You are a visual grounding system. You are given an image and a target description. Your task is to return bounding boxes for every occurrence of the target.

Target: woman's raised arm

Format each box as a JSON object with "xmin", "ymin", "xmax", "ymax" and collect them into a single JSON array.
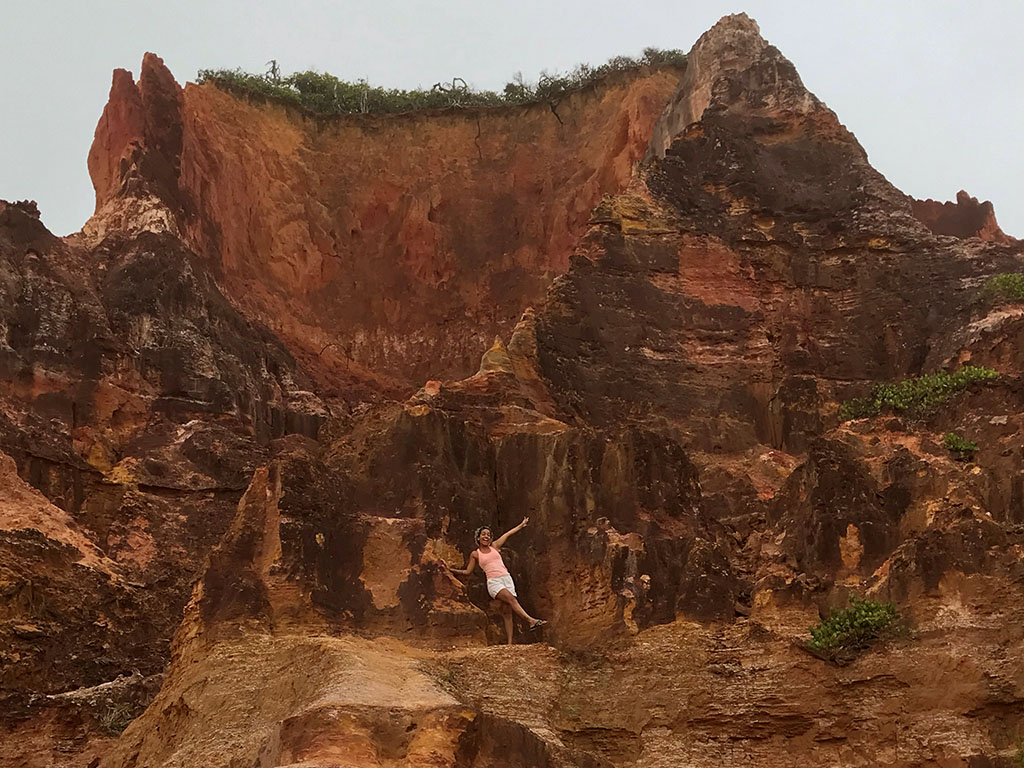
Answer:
[{"xmin": 492, "ymin": 517, "xmax": 529, "ymax": 549}]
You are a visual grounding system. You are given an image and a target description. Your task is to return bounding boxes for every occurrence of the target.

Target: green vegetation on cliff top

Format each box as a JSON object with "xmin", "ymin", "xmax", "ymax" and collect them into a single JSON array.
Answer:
[{"xmin": 197, "ymin": 48, "xmax": 686, "ymax": 116}]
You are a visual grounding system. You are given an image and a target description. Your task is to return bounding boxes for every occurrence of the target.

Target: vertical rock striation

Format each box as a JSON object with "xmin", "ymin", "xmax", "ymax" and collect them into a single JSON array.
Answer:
[{"xmin": 84, "ymin": 57, "xmax": 686, "ymax": 392}]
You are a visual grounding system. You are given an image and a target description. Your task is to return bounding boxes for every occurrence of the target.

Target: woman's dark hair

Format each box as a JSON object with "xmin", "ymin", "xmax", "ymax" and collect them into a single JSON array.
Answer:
[{"xmin": 474, "ymin": 525, "xmax": 491, "ymax": 543}]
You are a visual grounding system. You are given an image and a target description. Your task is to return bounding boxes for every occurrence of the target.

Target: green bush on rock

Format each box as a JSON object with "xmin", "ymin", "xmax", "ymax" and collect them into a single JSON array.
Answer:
[
  {"xmin": 839, "ymin": 366, "xmax": 1000, "ymax": 420},
  {"xmin": 807, "ymin": 596, "xmax": 902, "ymax": 663},
  {"xmin": 943, "ymin": 431, "xmax": 979, "ymax": 460},
  {"xmin": 197, "ymin": 48, "xmax": 687, "ymax": 116},
  {"xmin": 984, "ymin": 273, "xmax": 1024, "ymax": 303}
]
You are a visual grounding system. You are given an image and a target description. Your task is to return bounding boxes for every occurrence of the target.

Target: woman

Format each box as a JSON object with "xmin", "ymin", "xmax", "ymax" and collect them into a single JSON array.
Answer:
[{"xmin": 443, "ymin": 517, "xmax": 546, "ymax": 643}]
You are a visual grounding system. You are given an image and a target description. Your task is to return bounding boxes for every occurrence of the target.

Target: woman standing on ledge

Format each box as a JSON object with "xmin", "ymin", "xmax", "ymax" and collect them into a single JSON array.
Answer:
[{"xmin": 443, "ymin": 517, "xmax": 546, "ymax": 643}]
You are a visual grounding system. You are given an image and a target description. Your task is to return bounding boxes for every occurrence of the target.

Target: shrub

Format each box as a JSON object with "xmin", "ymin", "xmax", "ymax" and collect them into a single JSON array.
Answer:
[
  {"xmin": 807, "ymin": 596, "xmax": 901, "ymax": 662},
  {"xmin": 839, "ymin": 365, "xmax": 1000, "ymax": 420},
  {"xmin": 197, "ymin": 48, "xmax": 687, "ymax": 117},
  {"xmin": 984, "ymin": 273, "xmax": 1024, "ymax": 303},
  {"xmin": 943, "ymin": 431, "xmax": 978, "ymax": 460},
  {"xmin": 98, "ymin": 702, "xmax": 135, "ymax": 735},
  {"xmin": 838, "ymin": 396, "xmax": 878, "ymax": 421}
]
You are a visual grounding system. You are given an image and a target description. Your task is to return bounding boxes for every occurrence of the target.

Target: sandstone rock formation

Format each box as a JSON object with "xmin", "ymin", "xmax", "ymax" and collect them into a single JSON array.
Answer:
[
  {"xmin": 4, "ymin": 13, "xmax": 1024, "ymax": 768},
  {"xmin": 0, "ymin": 196, "xmax": 323, "ymax": 765},
  {"xmin": 911, "ymin": 190, "xmax": 1015, "ymax": 244},
  {"xmin": 84, "ymin": 53, "xmax": 684, "ymax": 394}
]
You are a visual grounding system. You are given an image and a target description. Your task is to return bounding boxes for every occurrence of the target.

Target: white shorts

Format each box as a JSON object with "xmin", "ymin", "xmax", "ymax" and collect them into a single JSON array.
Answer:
[{"xmin": 486, "ymin": 574, "xmax": 516, "ymax": 599}]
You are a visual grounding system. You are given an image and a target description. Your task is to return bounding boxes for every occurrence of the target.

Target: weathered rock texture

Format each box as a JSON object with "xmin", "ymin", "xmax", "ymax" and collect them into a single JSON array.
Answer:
[
  {"xmin": 912, "ymin": 190, "xmax": 1014, "ymax": 243},
  {"xmin": 0, "ymin": 196, "xmax": 324, "ymax": 764},
  {"xmin": 5, "ymin": 12, "xmax": 1024, "ymax": 768},
  {"xmin": 85, "ymin": 54, "xmax": 684, "ymax": 393}
]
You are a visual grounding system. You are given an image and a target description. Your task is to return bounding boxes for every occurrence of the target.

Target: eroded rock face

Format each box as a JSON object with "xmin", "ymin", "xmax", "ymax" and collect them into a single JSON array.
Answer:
[
  {"xmin": 86, "ymin": 54, "xmax": 186, "ymax": 242},
  {"xmin": 911, "ymin": 190, "xmax": 1014, "ymax": 243},
  {"xmin": 179, "ymin": 382, "xmax": 734, "ymax": 652},
  {"xmin": 7, "ymin": 12, "xmax": 1024, "ymax": 768},
  {"xmin": 0, "ymin": 197, "xmax": 324, "ymax": 762},
  {"xmin": 83, "ymin": 55, "xmax": 685, "ymax": 393}
]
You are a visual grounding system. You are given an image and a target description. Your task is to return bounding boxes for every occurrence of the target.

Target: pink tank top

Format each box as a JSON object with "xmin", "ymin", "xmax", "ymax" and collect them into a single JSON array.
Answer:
[{"xmin": 476, "ymin": 546, "xmax": 509, "ymax": 578}]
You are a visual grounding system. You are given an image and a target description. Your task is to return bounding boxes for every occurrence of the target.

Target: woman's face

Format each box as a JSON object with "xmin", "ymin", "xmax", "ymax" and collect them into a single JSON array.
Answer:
[{"xmin": 477, "ymin": 528, "xmax": 492, "ymax": 547}]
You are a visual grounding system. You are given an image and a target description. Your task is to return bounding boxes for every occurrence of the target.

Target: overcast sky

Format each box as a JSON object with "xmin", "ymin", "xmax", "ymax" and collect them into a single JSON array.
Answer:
[{"xmin": 2, "ymin": 1, "xmax": 1021, "ymax": 237}]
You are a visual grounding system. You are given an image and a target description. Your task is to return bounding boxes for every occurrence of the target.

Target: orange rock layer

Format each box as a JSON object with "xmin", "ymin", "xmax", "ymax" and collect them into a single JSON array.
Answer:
[{"xmin": 88, "ymin": 57, "xmax": 683, "ymax": 392}]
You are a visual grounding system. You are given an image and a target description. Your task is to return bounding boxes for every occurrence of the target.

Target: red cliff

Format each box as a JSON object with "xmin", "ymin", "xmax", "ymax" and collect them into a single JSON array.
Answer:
[
  {"xmin": 86, "ymin": 57, "xmax": 683, "ymax": 393},
  {"xmin": 4, "ymin": 13, "xmax": 1024, "ymax": 768},
  {"xmin": 911, "ymin": 189, "xmax": 1014, "ymax": 243}
]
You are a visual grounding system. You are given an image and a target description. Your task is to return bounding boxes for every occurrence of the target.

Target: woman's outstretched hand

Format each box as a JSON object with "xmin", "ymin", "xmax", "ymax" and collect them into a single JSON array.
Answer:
[
  {"xmin": 437, "ymin": 560, "xmax": 467, "ymax": 591},
  {"xmin": 493, "ymin": 519, "xmax": 529, "ymax": 548}
]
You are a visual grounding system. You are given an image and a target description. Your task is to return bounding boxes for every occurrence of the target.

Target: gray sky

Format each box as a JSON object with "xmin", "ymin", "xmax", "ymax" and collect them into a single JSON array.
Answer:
[{"xmin": 2, "ymin": 1, "xmax": 1021, "ymax": 237}]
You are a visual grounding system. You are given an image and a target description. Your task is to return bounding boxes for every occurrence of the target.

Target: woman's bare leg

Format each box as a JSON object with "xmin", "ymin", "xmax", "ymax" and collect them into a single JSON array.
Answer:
[
  {"xmin": 495, "ymin": 589, "xmax": 539, "ymax": 626},
  {"xmin": 499, "ymin": 601, "xmax": 514, "ymax": 644}
]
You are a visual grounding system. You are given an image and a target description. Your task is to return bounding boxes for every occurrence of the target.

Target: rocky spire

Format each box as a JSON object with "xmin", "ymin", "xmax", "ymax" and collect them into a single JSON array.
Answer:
[
  {"xmin": 84, "ymin": 53, "xmax": 185, "ymax": 240},
  {"xmin": 647, "ymin": 13, "xmax": 818, "ymax": 158}
]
